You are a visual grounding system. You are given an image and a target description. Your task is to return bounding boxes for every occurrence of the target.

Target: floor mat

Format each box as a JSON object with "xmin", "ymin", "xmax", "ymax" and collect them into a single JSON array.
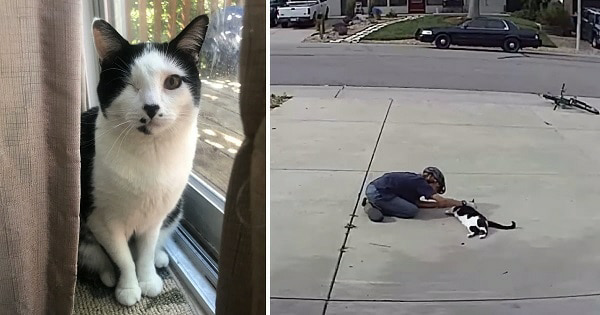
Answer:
[{"xmin": 74, "ymin": 268, "xmax": 195, "ymax": 315}]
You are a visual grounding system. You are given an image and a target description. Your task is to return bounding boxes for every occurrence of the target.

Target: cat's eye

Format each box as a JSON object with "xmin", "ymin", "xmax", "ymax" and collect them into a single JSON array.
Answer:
[
  {"xmin": 128, "ymin": 82, "xmax": 139, "ymax": 91},
  {"xmin": 164, "ymin": 75, "xmax": 182, "ymax": 90}
]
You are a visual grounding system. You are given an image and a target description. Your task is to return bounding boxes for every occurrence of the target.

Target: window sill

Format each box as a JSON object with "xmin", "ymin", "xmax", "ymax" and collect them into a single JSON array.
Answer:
[{"xmin": 166, "ymin": 227, "xmax": 219, "ymax": 315}]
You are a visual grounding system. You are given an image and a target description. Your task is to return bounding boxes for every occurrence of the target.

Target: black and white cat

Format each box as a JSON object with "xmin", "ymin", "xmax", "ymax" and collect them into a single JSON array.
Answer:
[
  {"xmin": 447, "ymin": 200, "xmax": 516, "ymax": 239},
  {"xmin": 78, "ymin": 15, "xmax": 209, "ymax": 306}
]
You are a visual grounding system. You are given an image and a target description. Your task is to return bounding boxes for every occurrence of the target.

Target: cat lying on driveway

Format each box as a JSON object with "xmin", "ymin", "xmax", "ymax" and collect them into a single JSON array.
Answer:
[{"xmin": 446, "ymin": 200, "xmax": 516, "ymax": 239}]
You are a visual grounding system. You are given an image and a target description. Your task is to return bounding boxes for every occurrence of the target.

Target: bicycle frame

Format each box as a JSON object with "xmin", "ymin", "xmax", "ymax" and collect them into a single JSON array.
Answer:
[{"xmin": 544, "ymin": 83, "xmax": 600, "ymax": 115}]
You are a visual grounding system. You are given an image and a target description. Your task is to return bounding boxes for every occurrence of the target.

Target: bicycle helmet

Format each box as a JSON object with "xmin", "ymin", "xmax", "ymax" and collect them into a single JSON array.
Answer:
[{"xmin": 423, "ymin": 166, "xmax": 446, "ymax": 194}]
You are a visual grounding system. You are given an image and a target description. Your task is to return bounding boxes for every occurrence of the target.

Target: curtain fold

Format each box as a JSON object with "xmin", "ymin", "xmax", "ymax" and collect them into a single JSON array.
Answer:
[
  {"xmin": 215, "ymin": 0, "xmax": 266, "ymax": 311},
  {"xmin": 0, "ymin": 1, "xmax": 81, "ymax": 314}
]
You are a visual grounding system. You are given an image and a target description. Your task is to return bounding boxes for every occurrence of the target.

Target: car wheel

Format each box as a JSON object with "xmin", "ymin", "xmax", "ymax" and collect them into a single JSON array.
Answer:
[
  {"xmin": 502, "ymin": 38, "xmax": 520, "ymax": 53},
  {"xmin": 593, "ymin": 36, "xmax": 598, "ymax": 48},
  {"xmin": 434, "ymin": 34, "xmax": 451, "ymax": 49},
  {"xmin": 281, "ymin": 22, "xmax": 289, "ymax": 28}
]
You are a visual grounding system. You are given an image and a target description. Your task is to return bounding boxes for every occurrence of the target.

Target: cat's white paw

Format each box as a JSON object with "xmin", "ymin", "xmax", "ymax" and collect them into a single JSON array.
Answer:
[
  {"xmin": 100, "ymin": 270, "xmax": 117, "ymax": 287},
  {"xmin": 445, "ymin": 209, "xmax": 453, "ymax": 215},
  {"xmin": 155, "ymin": 250, "xmax": 169, "ymax": 268},
  {"xmin": 139, "ymin": 273, "xmax": 163, "ymax": 297},
  {"xmin": 115, "ymin": 284, "xmax": 142, "ymax": 306}
]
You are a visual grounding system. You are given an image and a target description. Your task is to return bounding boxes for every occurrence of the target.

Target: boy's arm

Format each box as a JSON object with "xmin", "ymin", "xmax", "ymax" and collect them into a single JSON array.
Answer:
[
  {"xmin": 417, "ymin": 200, "xmax": 439, "ymax": 208},
  {"xmin": 431, "ymin": 194, "xmax": 464, "ymax": 208}
]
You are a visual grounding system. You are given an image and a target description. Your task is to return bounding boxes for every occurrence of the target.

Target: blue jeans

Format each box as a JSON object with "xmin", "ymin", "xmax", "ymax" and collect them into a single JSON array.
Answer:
[{"xmin": 365, "ymin": 183, "xmax": 418, "ymax": 219}]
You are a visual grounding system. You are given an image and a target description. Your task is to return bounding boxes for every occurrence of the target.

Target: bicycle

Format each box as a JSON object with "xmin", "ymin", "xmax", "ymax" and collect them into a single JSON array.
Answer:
[{"xmin": 541, "ymin": 83, "xmax": 600, "ymax": 115}]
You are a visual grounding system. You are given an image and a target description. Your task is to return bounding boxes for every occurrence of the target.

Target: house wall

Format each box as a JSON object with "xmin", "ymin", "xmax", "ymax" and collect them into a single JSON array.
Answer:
[
  {"xmin": 464, "ymin": 0, "xmax": 506, "ymax": 13},
  {"xmin": 332, "ymin": 0, "xmax": 505, "ymax": 16},
  {"xmin": 563, "ymin": 0, "xmax": 573, "ymax": 15},
  {"xmin": 330, "ymin": 0, "xmax": 343, "ymax": 15}
]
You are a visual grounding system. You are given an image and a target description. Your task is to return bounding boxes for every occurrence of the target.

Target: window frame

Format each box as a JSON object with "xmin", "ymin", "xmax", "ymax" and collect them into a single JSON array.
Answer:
[
  {"xmin": 389, "ymin": 0, "xmax": 408, "ymax": 6},
  {"xmin": 82, "ymin": 1, "xmax": 228, "ymax": 314},
  {"xmin": 426, "ymin": 0, "xmax": 443, "ymax": 6},
  {"xmin": 464, "ymin": 19, "xmax": 488, "ymax": 29},
  {"xmin": 485, "ymin": 20, "xmax": 509, "ymax": 30},
  {"xmin": 371, "ymin": 0, "xmax": 388, "ymax": 7}
]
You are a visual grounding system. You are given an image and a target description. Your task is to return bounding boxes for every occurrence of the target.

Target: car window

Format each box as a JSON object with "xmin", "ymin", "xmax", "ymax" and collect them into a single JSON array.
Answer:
[
  {"xmin": 486, "ymin": 20, "xmax": 506, "ymax": 29},
  {"xmin": 466, "ymin": 19, "xmax": 487, "ymax": 28},
  {"xmin": 505, "ymin": 20, "xmax": 519, "ymax": 30}
]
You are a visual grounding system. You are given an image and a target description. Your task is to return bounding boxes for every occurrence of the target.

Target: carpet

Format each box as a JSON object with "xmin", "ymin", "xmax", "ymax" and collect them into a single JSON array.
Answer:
[{"xmin": 73, "ymin": 268, "xmax": 195, "ymax": 315}]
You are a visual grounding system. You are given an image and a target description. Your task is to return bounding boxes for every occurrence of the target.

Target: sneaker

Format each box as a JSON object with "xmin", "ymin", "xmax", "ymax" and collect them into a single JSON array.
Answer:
[{"xmin": 363, "ymin": 202, "xmax": 384, "ymax": 222}]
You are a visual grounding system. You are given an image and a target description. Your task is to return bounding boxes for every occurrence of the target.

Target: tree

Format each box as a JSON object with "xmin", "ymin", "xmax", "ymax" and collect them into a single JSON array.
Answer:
[{"xmin": 467, "ymin": 0, "xmax": 480, "ymax": 19}]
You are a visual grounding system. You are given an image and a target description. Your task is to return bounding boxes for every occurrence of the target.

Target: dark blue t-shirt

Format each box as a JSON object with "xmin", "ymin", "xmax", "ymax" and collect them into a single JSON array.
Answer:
[{"xmin": 370, "ymin": 172, "xmax": 435, "ymax": 205}]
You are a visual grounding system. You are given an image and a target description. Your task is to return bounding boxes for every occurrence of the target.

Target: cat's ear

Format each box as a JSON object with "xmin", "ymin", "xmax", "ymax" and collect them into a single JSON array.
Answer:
[
  {"xmin": 92, "ymin": 18, "xmax": 129, "ymax": 61},
  {"xmin": 170, "ymin": 14, "xmax": 209, "ymax": 62}
]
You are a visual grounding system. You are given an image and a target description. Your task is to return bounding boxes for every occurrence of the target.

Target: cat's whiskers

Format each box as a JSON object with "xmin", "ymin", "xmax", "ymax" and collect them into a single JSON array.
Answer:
[
  {"xmin": 105, "ymin": 121, "xmax": 134, "ymax": 162},
  {"xmin": 115, "ymin": 124, "xmax": 135, "ymax": 163},
  {"xmin": 115, "ymin": 57, "xmax": 130, "ymax": 72},
  {"xmin": 101, "ymin": 67, "xmax": 130, "ymax": 76},
  {"xmin": 81, "ymin": 119, "xmax": 131, "ymax": 147},
  {"xmin": 100, "ymin": 76, "xmax": 132, "ymax": 88}
]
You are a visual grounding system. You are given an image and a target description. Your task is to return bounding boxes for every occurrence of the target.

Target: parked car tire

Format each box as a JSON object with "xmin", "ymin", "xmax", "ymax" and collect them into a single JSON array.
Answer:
[
  {"xmin": 281, "ymin": 22, "xmax": 289, "ymax": 28},
  {"xmin": 502, "ymin": 37, "xmax": 520, "ymax": 53},
  {"xmin": 434, "ymin": 34, "xmax": 451, "ymax": 49}
]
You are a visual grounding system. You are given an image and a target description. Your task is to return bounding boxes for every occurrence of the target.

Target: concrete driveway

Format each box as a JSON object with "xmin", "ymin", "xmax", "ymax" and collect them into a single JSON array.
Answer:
[
  {"xmin": 270, "ymin": 85, "xmax": 600, "ymax": 314},
  {"xmin": 270, "ymin": 27, "xmax": 315, "ymax": 45}
]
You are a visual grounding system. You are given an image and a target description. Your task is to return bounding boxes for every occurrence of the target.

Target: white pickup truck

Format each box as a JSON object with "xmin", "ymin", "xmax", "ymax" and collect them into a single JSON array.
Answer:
[{"xmin": 277, "ymin": 0, "xmax": 329, "ymax": 27}]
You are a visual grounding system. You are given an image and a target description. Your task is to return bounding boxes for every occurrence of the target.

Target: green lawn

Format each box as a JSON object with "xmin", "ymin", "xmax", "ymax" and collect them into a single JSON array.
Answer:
[{"xmin": 364, "ymin": 15, "xmax": 556, "ymax": 48}]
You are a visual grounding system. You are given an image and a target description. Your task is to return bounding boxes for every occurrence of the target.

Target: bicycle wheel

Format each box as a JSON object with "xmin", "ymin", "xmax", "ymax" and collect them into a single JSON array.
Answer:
[{"xmin": 570, "ymin": 98, "xmax": 600, "ymax": 115}]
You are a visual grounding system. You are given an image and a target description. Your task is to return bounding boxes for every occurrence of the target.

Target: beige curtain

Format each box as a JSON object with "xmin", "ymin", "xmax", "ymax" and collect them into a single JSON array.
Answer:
[
  {"xmin": 0, "ymin": 1, "xmax": 81, "ymax": 314},
  {"xmin": 215, "ymin": 0, "xmax": 266, "ymax": 311}
]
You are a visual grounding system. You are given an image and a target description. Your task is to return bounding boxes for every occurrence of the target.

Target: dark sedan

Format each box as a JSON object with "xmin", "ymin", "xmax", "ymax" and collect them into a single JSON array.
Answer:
[{"xmin": 415, "ymin": 17, "xmax": 542, "ymax": 53}]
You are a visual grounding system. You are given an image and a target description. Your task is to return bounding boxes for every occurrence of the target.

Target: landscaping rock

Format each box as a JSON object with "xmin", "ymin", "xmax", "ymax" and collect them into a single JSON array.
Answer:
[{"xmin": 334, "ymin": 23, "xmax": 348, "ymax": 36}]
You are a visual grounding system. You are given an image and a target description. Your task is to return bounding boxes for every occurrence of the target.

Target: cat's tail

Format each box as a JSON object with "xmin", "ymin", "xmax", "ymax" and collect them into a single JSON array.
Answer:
[{"xmin": 488, "ymin": 220, "xmax": 516, "ymax": 230}]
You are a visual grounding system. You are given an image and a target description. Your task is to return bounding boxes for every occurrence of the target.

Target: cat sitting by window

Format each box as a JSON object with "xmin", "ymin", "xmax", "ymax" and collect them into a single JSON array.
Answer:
[{"xmin": 78, "ymin": 15, "xmax": 209, "ymax": 306}]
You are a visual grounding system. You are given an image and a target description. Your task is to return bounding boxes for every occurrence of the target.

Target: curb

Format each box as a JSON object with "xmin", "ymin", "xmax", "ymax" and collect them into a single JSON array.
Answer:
[
  {"xmin": 269, "ymin": 84, "xmax": 600, "ymax": 100},
  {"xmin": 341, "ymin": 40, "xmax": 600, "ymax": 59},
  {"xmin": 330, "ymin": 15, "xmax": 423, "ymax": 44}
]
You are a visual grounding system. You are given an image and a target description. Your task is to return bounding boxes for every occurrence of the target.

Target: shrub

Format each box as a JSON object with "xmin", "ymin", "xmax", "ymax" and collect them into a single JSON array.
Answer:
[
  {"xmin": 513, "ymin": 0, "xmax": 551, "ymax": 21},
  {"xmin": 538, "ymin": 2, "xmax": 572, "ymax": 35},
  {"xmin": 513, "ymin": 9, "xmax": 538, "ymax": 21}
]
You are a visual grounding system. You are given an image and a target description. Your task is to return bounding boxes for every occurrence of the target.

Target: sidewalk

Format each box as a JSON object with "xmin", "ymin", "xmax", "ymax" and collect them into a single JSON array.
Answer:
[{"xmin": 270, "ymin": 85, "xmax": 600, "ymax": 314}]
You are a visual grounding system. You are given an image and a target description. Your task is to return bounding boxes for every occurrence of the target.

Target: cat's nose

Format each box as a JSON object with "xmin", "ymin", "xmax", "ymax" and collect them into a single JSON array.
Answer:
[{"xmin": 143, "ymin": 104, "xmax": 160, "ymax": 119}]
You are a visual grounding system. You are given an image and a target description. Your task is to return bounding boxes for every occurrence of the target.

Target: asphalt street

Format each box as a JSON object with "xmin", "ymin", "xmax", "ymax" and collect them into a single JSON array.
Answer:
[{"xmin": 271, "ymin": 42, "xmax": 600, "ymax": 97}]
